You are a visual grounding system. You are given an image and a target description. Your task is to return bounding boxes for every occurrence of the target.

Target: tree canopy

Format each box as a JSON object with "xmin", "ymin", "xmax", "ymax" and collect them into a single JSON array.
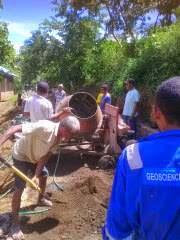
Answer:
[{"xmin": 16, "ymin": 0, "xmax": 180, "ymax": 97}]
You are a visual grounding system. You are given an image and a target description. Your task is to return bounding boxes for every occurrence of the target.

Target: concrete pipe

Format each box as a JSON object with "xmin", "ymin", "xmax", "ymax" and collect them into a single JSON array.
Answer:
[{"xmin": 56, "ymin": 92, "xmax": 102, "ymax": 137}]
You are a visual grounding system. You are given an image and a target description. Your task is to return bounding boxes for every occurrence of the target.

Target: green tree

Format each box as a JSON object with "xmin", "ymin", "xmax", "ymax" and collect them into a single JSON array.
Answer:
[
  {"xmin": 51, "ymin": 0, "xmax": 180, "ymax": 42},
  {"xmin": 19, "ymin": 30, "xmax": 51, "ymax": 84},
  {"xmin": 0, "ymin": 21, "xmax": 15, "ymax": 66},
  {"xmin": 116, "ymin": 21, "xmax": 180, "ymax": 92}
]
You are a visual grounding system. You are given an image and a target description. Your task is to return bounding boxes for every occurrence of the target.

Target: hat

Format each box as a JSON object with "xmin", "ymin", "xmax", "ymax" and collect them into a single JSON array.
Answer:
[
  {"xmin": 58, "ymin": 84, "xmax": 64, "ymax": 89},
  {"xmin": 124, "ymin": 78, "xmax": 135, "ymax": 84}
]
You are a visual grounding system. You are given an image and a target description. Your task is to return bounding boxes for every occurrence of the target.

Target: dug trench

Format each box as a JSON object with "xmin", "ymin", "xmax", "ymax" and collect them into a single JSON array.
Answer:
[{"xmin": 0, "ymin": 150, "xmax": 114, "ymax": 240}]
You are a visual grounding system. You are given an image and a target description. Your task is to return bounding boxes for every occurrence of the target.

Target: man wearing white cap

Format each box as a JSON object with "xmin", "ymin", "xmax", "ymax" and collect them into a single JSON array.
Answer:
[{"xmin": 55, "ymin": 84, "xmax": 66, "ymax": 110}]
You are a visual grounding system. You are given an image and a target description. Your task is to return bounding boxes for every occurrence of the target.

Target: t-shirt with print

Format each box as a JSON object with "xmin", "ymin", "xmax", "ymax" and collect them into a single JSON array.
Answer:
[
  {"xmin": 122, "ymin": 89, "xmax": 140, "ymax": 117},
  {"xmin": 24, "ymin": 95, "xmax": 53, "ymax": 122},
  {"xmin": 12, "ymin": 120, "xmax": 59, "ymax": 164}
]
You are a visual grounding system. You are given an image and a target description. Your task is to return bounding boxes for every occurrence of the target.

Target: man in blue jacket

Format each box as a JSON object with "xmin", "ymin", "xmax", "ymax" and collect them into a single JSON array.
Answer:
[{"xmin": 103, "ymin": 76, "xmax": 180, "ymax": 240}]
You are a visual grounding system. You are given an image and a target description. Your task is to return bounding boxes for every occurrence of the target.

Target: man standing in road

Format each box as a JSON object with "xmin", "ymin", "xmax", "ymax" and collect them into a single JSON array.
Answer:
[
  {"xmin": 24, "ymin": 81, "xmax": 69, "ymax": 122},
  {"xmin": 103, "ymin": 77, "xmax": 180, "ymax": 240},
  {"xmin": 24, "ymin": 81, "xmax": 53, "ymax": 122},
  {"xmin": 122, "ymin": 78, "xmax": 140, "ymax": 138}
]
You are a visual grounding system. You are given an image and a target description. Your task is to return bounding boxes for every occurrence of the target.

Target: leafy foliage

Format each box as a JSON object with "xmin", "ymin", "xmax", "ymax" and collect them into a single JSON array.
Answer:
[
  {"xmin": 116, "ymin": 21, "xmax": 180, "ymax": 92},
  {"xmin": 18, "ymin": 2, "xmax": 180, "ymax": 98},
  {"xmin": 51, "ymin": 0, "xmax": 180, "ymax": 42},
  {"xmin": 0, "ymin": 21, "xmax": 15, "ymax": 66}
]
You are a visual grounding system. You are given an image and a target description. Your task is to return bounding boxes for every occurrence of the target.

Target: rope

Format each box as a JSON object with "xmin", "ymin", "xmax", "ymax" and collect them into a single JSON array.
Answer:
[{"xmin": 53, "ymin": 149, "xmax": 64, "ymax": 191}]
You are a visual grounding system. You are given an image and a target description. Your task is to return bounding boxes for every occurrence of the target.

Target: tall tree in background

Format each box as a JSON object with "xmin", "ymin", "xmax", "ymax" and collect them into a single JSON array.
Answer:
[
  {"xmin": 19, "ymin": 30, "xmax": 52, "ymax": 84},
  {"xmin": 0, "ymin": 21, "xmax": 15, "ymax": 66},
  {"xmin": 51, "ymin": 0, "xmax": 180, "ymax": 43}
]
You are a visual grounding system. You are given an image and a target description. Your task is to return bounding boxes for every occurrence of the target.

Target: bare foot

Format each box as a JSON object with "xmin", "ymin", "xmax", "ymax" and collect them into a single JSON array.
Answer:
[{"xmin": 10, "ymin": 222, "xmax": 25, "ymax": 240}]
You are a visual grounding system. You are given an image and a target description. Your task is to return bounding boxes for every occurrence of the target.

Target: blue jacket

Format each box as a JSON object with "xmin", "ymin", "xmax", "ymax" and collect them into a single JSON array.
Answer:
[{"xmin": 103, "ymin": 130, "xmax": 180, "ymax": 240}]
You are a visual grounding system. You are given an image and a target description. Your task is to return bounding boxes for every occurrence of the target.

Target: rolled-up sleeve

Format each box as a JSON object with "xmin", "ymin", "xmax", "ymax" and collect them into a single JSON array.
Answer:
[
  {"xmin": 24, "ymin": 98, "xmax": 30, "ymax": 112},
  {"xmin": 134, "ymin": 91, "xmax": 140, "ymax": 102}
]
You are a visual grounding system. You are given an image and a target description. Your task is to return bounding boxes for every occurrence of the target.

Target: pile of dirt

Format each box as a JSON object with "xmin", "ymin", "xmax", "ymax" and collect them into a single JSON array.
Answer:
[{"xmin": 0, "ymin": 169, "xmax": 114, "ymax": 240}]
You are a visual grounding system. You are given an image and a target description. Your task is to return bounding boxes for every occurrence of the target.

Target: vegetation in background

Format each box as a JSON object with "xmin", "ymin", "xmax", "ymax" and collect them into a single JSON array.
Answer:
[
  {"xmin": 1, "ymin": 0, "xmax": 180, "ymax": 106},
  {"xmin": 0, "ymin": 21, "xmax": 20, "ymax": 91}
]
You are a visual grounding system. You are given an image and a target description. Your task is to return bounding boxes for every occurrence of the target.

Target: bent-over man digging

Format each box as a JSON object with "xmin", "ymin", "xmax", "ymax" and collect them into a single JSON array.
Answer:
[{"xmin": 0, "ymin": 116, "xmax": 80, "ymax": 240}]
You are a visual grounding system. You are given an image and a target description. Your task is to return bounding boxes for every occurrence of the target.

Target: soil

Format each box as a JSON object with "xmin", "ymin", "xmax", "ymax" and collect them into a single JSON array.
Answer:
[{"xmin": 0, "ymin": 101, "xmax": 114, "ymax": 240}]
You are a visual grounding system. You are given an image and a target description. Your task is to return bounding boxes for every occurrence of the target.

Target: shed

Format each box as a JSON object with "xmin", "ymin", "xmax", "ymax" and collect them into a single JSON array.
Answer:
[{"xmin": 0, "ymin": 66, "xmax": 18, "ymax": 101}]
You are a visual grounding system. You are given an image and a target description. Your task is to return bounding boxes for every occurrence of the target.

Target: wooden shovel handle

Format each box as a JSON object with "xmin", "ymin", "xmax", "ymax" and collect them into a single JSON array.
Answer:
[{"xmin": 0, "ymin": 155, "xmax": 42, "ymax": 193}]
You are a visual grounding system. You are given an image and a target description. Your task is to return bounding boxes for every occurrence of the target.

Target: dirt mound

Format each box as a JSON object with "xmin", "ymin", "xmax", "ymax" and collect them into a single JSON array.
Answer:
[{"xmin": 73, "ymin": 176, "xmax": 99, "ymax": 194}]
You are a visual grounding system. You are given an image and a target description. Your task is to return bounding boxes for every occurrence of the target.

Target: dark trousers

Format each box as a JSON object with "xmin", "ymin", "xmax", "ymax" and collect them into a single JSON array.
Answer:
[{"xmin": 123, "ymin": 115, "xmax": 137, "ymax": 139}]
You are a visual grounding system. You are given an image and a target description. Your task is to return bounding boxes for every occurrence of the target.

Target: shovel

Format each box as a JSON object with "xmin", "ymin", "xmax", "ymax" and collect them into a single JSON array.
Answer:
[{"xmin": 0, "ymin": 156, "xmax": 51, "ymax": 200}]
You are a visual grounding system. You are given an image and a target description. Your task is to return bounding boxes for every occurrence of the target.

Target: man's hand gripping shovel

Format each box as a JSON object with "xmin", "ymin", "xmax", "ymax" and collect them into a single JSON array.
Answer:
[{"xmin": 0, "ymin": 156, "xmax": 51, "ymax": 201}]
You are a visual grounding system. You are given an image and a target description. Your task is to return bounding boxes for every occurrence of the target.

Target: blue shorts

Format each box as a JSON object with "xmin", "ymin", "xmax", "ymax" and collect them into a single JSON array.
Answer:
[{"xmin": 13, "ymin": 157, "xmax": 49, "ymax": 190}]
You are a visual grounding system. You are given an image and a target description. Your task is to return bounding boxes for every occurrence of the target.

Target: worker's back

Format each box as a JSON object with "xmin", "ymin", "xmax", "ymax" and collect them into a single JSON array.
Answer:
[
  {"xmin": 105, "ymin": 129, "xmax": 180, "ymax": 240},
  {"xmin": 24, "ymin": 95, "xmax": 53, "ymax": 122}
]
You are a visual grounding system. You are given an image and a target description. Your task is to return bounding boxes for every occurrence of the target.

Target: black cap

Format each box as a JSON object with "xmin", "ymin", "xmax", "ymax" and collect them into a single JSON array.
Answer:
[{"xmin": 37, "ymin": 81, "xmax": 49, "ymax": 94}]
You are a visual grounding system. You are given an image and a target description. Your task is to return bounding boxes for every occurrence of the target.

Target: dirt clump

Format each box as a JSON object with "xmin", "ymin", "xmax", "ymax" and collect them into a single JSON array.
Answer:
[{"xmin": 73, "ymin": 176, "xmax": 98, "ymax": 194}]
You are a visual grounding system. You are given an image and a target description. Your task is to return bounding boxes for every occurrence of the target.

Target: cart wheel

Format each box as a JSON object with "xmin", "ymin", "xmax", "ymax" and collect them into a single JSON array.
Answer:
[{"xmin": 98, "ymin": 155, "xmax": 116, "ymax": 170}]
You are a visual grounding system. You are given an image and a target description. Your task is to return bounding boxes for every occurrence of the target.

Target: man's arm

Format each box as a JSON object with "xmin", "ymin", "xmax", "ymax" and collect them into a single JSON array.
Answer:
[
  {"xmin": 31, "ymin": 151, "xmax": 53, "ymax": 186},
  {"xmin": 130, "ymin": 102, "xmax": 138, "ymax": 120},
  {"xmin": 23, "ymin": 98, "xmax": 30, "ymax": 117},
  {"xmin": 130, "ymin": 91, "xmax": 140, "ymax": 120},
  {"xmin": 0, "ymin": 125, "xmax": 22, "ymax": 145},
  {"xmin": 49, "ymin": 107, "xmax": 71, "ymax": 121}
]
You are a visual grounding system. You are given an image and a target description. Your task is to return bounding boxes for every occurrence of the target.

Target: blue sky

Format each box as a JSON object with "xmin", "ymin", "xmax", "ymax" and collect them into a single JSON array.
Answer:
[{"xmin": 0, "ymin": 0, "xmax": 55, "ymax": 52}]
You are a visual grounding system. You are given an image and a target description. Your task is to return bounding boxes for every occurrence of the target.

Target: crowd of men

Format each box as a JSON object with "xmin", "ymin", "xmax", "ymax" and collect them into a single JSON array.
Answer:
[{"xmin": 0, "ymin": 76, "xmax": 180, "ymax": 239}]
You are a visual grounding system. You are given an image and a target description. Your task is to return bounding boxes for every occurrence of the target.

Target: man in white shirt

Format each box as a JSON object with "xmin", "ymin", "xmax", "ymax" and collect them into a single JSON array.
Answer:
[
  {"xmin": 0, "ymin": 116, "xmax": 80, "ymax": 240},
  {"xmin": 24, "ymin": 81, "xmax": 69, "ymax": 122},
  {"xmin": 24, "ymin": 81, "xmax": 53, "ymax": 122},
  {"xmin": 122, "ymin": 78, "xmax": 140, "ymax": 138}
]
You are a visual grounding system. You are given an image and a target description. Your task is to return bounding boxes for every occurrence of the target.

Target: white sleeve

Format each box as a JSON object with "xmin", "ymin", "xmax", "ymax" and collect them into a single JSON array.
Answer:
[
  {"xmin": 48, "ymin": 102, "xmax": 53, "ymax": 117},
  {"xmin": 24, "ymin": 98, "xmax": 30, "ymax": 112},
  {"xmin": 134, "ymin": 91, "xmax": 140, "ymax": 102}
]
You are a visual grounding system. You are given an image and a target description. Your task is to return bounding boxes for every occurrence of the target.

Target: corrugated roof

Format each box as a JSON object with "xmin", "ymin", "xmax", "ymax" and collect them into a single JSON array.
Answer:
[{"xmin": 0, "ymin": 66, "xmax": 18, "ymax": 78}]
